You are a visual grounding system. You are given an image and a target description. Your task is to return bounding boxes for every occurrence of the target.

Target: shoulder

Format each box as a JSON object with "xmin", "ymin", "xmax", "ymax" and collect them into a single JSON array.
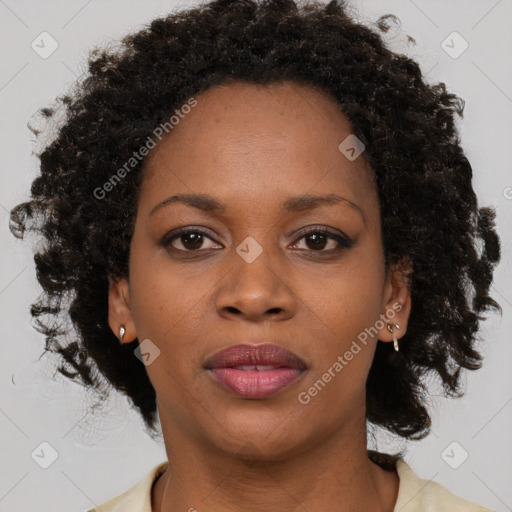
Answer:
[
  {"xmin": 394, "ymin": 460, "xmax": 495, "ymax": 512},
  {"xmin": 84, "ymin": 461, "xmax": 168, "ymax": 512}
]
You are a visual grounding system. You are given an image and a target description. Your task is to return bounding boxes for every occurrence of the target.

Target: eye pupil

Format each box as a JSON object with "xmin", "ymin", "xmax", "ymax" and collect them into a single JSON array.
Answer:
[
  {"xmin": 183, "ymin": 233, "xmax": 203, "ymax": 249},
  {"xmin": 306, "ymin": 233, "xmax": 327, "ymax": 250}
]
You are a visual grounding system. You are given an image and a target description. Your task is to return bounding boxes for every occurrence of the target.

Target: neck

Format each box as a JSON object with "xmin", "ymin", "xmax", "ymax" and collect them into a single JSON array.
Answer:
[{"xmin": 152, "ymin": 420, "xmax": 399, "ymax": 512}]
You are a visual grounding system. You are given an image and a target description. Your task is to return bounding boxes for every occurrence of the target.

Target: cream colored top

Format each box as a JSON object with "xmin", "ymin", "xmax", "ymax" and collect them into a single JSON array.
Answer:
[{"xmin": 86, "ymin": 459, "xmax": 495, "ymax": 511}]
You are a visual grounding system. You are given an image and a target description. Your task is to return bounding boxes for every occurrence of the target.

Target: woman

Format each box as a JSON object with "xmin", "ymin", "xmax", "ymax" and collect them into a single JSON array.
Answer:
[{"xmin": 9, "ymin": 0, "xmax": 501, "ymax": 510}]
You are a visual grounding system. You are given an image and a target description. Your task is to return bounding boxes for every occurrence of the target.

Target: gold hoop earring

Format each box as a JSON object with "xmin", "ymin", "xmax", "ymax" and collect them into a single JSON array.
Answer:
[
  {"xmin": 386, "ymin": 322, "xmax": 401, "ymax": 351},
  {"xmin": 119, "ymin": 326, "xmax": 125, "ymax": 343}
]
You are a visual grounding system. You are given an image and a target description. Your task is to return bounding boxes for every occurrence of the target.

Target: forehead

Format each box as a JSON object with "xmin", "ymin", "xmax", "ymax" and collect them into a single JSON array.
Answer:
[{"xmin": 140, "ymin": 80, "xmax": 377, "ymax": 220}]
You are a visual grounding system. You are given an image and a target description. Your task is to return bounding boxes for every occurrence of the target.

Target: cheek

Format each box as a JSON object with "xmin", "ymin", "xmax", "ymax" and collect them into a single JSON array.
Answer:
[
  {"xmin": 128, "ymin": 259, "xmax": 211, "ymax": 405},
  {"xmin": 128, "ymin": 245, "xmax": 228, "ymax": 388},
  {"xmin": 304, "ymin": 252, "xmax": 384, "ymax": 340},
  {"xmin": 298, "ymin": 281, "xmax": 380, "ymax": 415},
  {"xmin": 129, "ymin": 236, "xmax": 209, "ymax": 336},
  {"xmin": 296, "ymin": 248, "xmax": 384, "ymax": 393}
]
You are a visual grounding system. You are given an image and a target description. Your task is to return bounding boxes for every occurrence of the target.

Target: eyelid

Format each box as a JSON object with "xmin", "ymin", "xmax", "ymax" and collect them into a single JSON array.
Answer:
[
  {"xmin": 290, "ymin": 226, "xmax": 352, "ymax": 251},
  {"xmin": 291, "ymin": 225, "xmax": 350, "ymax": 242},
  {"xmin": 160, "ymin": 226, "xmax": 220, "ymax": 248}
]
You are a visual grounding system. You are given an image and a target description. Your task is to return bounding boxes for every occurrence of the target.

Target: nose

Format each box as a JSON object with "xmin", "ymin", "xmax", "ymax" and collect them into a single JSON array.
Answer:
[{"xmin": 215, "ymin": 243, "xmax": 297, "ymax": 322}]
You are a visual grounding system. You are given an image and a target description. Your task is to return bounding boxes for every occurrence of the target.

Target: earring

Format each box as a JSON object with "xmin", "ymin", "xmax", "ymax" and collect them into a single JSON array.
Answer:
[
  {"xmin": 386, "ymin": 322, "xmax": 401, "ymax": 351},
  {"xmin": 119, "ymin": 326, "xmax": 125, "ymax": 343}
]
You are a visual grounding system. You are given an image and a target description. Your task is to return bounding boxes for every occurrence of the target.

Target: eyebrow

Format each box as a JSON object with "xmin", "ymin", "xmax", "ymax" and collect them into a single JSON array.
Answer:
[{"xmin": 149, "ymin": 192, "xmax": 366, "ymax": 225}]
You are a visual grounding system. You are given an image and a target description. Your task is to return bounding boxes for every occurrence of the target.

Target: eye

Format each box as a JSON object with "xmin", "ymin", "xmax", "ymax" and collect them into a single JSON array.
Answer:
[
  {"xmin": 291, "ymin": 227, "xmax": 352, "ymax": 252},
  {"xmin": 161, "ymin": 228, "xmax": 222, "ymax": 252},
  {"xmin": 161, "ymin": 226, "xmax": 352, "ymax": 254}
]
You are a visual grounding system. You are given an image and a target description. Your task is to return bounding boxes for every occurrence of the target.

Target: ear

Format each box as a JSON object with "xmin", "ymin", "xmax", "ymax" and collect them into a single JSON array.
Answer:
[
  {"xmin": 378, "ymin": 256, "xmax": 413, "ymax": 344},
  {"xmin": 108, "ymin": 276, "xmax": 136, "ymax": 344}
]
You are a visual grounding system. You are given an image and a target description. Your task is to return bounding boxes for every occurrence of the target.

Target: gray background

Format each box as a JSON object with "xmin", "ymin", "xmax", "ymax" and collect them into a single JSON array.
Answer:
[{"xmin": 1, "ymin": 0, "xmax": 511, "ymax": 511}]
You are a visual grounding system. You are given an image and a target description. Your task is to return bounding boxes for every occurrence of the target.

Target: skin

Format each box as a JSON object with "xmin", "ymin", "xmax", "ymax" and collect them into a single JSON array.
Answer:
[{"xmin": 108, "ymin": 80, "xmax": 412, "ymax": 512}]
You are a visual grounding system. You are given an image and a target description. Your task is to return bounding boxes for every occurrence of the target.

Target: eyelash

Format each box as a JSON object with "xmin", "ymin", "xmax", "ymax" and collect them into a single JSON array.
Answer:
[{"xmin": 160, "ymin": 226, "xmax": 353, "ymax": 255}]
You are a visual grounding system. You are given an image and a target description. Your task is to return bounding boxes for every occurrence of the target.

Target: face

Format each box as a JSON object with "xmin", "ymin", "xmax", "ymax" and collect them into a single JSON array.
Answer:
[{"xmin": 108, "ymin": 80, "xmax": 411, "ymax": 460}]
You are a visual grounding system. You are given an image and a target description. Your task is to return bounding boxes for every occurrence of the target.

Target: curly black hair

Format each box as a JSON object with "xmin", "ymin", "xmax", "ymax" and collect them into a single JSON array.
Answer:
[{"xmin": 9, "ymin": 0, "xmax": 501, "ymax": 465}]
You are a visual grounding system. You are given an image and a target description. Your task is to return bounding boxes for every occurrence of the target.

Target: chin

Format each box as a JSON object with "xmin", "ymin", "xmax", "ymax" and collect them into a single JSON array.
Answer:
[{"xmin": 204, "ymin": 416, "xmax": 308, "ymax": 463}]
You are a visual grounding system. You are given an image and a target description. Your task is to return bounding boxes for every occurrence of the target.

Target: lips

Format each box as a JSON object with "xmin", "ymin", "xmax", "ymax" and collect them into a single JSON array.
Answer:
[
  {"xmin": 204, "ymin": 344, "xmax": 307, "ymax": 370},
  {"xmin": 204, "ymin": 344, "xmax": 307, "ymax": 399}
]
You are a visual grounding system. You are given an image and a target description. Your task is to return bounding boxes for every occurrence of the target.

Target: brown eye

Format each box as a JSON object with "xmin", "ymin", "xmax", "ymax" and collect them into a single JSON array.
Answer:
[
  {"xmin": 292, "ymin": 228, "xmax": 352, "ymax": 253},
  {"xmin": 303, "ymin": 232, "xmax": 329, "ymax": 250},
  {"xmin": 162, "ymin": 228, "xmax": 221, "ymax": 252},
  {"xmin": 178, "ymin": 232, "xmax": 205, "ymax": 250}
]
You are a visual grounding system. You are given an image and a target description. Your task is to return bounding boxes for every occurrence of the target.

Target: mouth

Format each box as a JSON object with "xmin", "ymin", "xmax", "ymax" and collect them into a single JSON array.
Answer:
[{"xmin": 204, "ymin": 343, "xmax": 307, "ymax": 399}]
